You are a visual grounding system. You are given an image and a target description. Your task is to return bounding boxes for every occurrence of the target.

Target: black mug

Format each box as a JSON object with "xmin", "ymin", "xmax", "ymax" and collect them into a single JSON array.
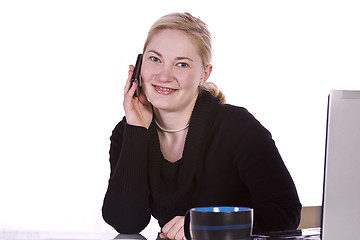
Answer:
[{"xmin": 184, "ymin": 206, "xmax": 253, "ymax": 240}]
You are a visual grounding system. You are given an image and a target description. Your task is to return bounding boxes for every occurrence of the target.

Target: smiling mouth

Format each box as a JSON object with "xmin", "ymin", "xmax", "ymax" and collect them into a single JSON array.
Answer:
[{"xmin": 153, "ymin": 85, "xmax": 177, "ymax": 95}]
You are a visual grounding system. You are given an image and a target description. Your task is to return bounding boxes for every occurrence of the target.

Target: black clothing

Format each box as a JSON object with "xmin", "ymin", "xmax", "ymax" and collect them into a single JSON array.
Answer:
[{"xmin": 102, "ymin": 90, "xmax": 301, "ymax": 234}]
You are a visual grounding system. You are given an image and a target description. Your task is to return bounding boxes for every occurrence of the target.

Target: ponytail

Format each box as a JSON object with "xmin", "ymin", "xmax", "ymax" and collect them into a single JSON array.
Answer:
[{"xmin": 200, "ymin": 82, "xmax": 226, "ymax": 104}]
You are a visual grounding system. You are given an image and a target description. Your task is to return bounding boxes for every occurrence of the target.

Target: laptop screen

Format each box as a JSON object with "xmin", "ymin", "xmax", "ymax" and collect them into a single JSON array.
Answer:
[{"xmin": 321, "ymin": 90, "xmax": 360, "ymax": 240}]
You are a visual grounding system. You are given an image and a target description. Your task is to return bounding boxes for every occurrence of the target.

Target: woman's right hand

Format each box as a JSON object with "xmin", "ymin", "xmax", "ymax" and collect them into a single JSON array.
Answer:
[{"xmin": 123, "ymin": 65, "xmax": 153, "ymax": 129}]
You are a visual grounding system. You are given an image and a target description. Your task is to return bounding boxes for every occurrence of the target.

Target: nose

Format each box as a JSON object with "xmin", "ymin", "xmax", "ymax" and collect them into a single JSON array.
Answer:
[{"xmin": 155, "ymin": 64, "xmax": 174, "ymax": 82}]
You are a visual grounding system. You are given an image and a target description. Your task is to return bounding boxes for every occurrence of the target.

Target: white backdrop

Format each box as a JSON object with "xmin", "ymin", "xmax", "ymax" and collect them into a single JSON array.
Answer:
[{"xmin": 0, "ymin": 0, "xmax": 359, "ymax": 234}]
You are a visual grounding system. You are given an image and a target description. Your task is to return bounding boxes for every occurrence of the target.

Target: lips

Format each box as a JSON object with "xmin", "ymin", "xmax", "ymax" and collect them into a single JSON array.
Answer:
[{"xmin": 153, "ymin": 85, "xmax": 177, "ymax": 95}]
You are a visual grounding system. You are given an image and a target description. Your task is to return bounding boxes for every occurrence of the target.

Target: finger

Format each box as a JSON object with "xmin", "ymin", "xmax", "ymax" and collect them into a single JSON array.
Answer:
[
  {"xmin": 123, "ymin": 65, "xmax": 135, "ymax": 96},
  {"xmin": 158, "ymin": 232, "xmax": 168, "ymax": 239},
  {"xmin": 138, "ymin": 89, "xmax": 150, "ymax": 106},
  {"xmin": 163, "ymin": 217, "xmax": 184, "ymax": 239},
  {"xmin": 173, "ymin": 226, "xmax": 185, "ymax": 240},
  {"xmin": 127, "ymin": 81, "xmax": 138, "ymax": 98},
  {"xmin": 123, "ymin": 81, "xmax": 137, "ymax": 112},
  {"xmin": 162, "ymin": 216, "xmax": 181, "ymax": 235},
  {"xmin": 179, "ymin": 226, "xmax": 185, "ymax": 240},
  {"xmin": 161, "ymin": 221, "xmax": 176, "ymax": 237}
]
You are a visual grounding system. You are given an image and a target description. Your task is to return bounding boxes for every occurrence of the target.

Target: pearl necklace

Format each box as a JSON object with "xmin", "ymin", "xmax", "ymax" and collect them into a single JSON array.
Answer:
[{"xmin": 154, "ymin": 119, "xmax": 189, "ymax": 133}]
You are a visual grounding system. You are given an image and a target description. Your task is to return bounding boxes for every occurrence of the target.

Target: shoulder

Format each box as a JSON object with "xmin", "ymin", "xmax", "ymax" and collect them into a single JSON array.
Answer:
[
  {"xmin": 197, "ymin": 90, "xmax": 268, "ymax": 135},
  {"xmin": 213, "ymin": 102, "xmax": 273, "ymax": 143},
  {"xmin": 220, "ymin": 103, "xmax": 254, "ymax": 120},
  {"xmin": 198, "ymin": 90, "xmax": 254, "ymax": 120},
  {"xmin": 110, "ymin": 117, "xmax": 126, "ymax": 142},
  {"xmin": 199, "ymin": 90, "xmax": 256, "ymax": 121},
  {"xmin": 218, "ymin": 103, "xmax": 262, "ymax": 128}
]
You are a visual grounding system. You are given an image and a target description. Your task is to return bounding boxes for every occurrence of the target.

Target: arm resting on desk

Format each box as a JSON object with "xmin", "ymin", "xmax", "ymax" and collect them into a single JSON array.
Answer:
[{"xmin": 102, "ymin": 121, "xmax": 152, "ymax": 233}]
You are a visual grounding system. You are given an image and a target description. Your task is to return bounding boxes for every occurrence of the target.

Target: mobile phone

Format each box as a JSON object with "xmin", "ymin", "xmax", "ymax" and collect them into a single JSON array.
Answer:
[{"xmin": 131, "ymin": 54, "xmax": 143, "ymax": 97}]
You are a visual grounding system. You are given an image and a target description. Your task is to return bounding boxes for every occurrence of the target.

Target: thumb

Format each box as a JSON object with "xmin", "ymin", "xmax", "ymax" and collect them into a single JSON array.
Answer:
[{"xmin": 159, "ymin": 232, "xmax": 168, "ymax": 239}]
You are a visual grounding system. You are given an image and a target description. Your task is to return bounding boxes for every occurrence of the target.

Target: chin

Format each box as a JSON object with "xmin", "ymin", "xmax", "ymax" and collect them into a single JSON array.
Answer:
[{"xmin": 149, "ymin": 98, "xmax": 174, "ymax": 111}]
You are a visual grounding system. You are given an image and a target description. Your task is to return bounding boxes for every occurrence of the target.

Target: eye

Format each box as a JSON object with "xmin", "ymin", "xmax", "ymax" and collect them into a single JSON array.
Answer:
[
  {"xmin": 150, "ymin": 56, "xmax": 161, "ymax": 63},
  {"xmin": 177, "ymin": 62, "xmax": 189, "ymax": 68}
]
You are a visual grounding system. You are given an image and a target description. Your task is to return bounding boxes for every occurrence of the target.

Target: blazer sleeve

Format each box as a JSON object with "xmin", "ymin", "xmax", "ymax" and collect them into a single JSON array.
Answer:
[
  {"xmin": 102, "ymin": 119, "xmax": 152, "ymax": 234},
  {"xmin": 234, "ymin": 112, "xmax": 302, "ymax": 233}
]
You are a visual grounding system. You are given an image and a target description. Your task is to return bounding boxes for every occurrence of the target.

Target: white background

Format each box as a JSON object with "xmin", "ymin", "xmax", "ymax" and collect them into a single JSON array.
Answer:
[{"xmin": 0, "ymin": 0, "xmax": 359, "ymax": 234}]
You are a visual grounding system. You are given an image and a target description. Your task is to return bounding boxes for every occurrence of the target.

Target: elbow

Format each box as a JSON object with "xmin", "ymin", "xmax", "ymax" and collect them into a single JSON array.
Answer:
[
  {"xmin": 253, "ymin": 200, "xmax": 302, "ymax": 233},
  {"xmin": 102, "ymin": 201, "xmax": 150, "ymax": 234}
]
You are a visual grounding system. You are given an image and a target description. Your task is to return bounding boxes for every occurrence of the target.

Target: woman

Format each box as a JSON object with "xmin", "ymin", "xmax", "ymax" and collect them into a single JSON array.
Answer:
[{"xmin": 102, "ymin": 12, "xmax": 301, "ymax": 240}]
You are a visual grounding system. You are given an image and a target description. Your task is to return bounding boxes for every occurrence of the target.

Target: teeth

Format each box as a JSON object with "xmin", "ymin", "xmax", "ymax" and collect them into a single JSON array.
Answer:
[{"xmin": 159, "ymin": 87, "xmax": 171, "ymax": 91}]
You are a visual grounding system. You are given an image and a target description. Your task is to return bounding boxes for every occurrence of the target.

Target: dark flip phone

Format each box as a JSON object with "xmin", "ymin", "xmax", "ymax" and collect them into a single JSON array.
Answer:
[{"xmin": 131, "ymin": 54, "xmax": 143, "ymax": 97}]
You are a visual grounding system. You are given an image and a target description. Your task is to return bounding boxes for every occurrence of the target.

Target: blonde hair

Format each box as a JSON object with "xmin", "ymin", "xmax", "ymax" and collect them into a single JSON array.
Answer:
[{"xmin": 143, "ymin": 12, "xmax": 226, "ymax": 103}]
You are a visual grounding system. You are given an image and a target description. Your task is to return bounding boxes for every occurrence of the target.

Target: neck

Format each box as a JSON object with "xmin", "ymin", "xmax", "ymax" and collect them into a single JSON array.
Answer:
[
  {"xmin": 154, "ymin": 119, "xmax": 189, "ymax": 133},
  {"xmin": 153, "ymin": 95, "xmax": 197, "ymax": 133},
  {"xmin": 154, "ymin": 110, "xmax": 191, "ymax": 133}
]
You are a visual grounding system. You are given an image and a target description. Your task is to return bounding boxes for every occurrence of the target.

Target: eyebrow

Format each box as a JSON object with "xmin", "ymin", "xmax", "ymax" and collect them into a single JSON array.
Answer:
[{"xmin": 147, "ymin": 50, "xmax": 194, "ymax": 62}]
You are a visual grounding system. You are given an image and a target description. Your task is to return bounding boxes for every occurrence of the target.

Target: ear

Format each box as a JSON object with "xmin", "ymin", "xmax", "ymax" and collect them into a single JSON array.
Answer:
[{"xmin": 200, "ymin": 64, "xmax": 213, "ymax": 83}]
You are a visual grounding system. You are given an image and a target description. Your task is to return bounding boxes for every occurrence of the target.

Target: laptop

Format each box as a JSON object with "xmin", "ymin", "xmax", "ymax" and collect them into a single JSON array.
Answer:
[
  {"xmin": 253, "ymin": 90, "xmax": 360, "ymax": 240},
  {"xmin": 321, "ymin": 90, "xmax": 360, "ymax": 240}
]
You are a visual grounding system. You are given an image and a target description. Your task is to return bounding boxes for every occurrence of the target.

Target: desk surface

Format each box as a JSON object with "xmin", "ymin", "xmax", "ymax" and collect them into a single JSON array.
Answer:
[
  {"xmin": 0, "ymin": 231, "xmax": 158, "ymax": 240},
  {"xmin": 253, "ymin": 228, "xmax": 320, "ymax": 240},
  {"xmin": 0, "ymin": 228, "xmax": 320, "ymax": 240}
]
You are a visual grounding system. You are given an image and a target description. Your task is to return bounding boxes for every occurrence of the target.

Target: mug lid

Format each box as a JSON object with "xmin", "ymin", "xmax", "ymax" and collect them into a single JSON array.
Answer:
[{"xmin": 192, "ymin": 206, "xmax": 252, "ymax": 213}]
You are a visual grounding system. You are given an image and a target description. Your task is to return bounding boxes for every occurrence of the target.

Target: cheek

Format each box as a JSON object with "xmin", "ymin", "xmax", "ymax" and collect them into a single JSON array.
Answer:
[
  {"xmin": 140, "ymin": 64, "xmax": 153, "ymax": 95},
  {"xmin": 140, "ymin": 63, "xmax": 151, "ymax": 83},
  {"xmin": 180, "ymin": 71, "xmax": 202, "ymax": 88}
]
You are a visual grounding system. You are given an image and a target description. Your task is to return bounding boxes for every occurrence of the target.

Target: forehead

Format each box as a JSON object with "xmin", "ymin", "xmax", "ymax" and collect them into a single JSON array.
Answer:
[{"xmin": 145, "ymin": 29, "xmax": 201, "ymax": 59}]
